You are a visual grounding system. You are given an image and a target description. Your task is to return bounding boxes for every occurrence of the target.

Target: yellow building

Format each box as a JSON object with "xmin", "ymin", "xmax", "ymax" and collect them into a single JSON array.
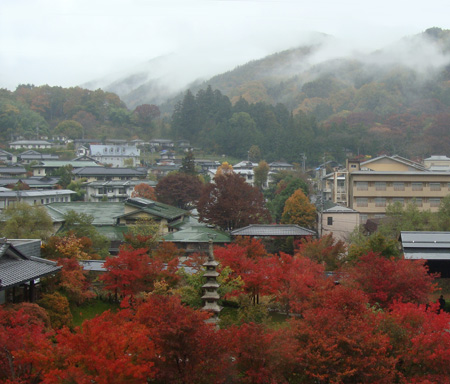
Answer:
[{"xmin": 325, "ymin": 155, "xmax": 450, "ymax": 224}]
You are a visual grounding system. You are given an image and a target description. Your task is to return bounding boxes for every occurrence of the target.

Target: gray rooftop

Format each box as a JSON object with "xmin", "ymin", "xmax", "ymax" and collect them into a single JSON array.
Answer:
[
  {"xmin": 0, "ymin": 242, "xmax": 60, "ymax": 290},
  {"xmin": 231, "ymin": 224, "xmax": 316, "ymax": 237},
  {"xmin": 0, "ymin": 189, "xmax": 75, "ymax": 198},
  {"xmin": 72, "ymin": 167, "xmax": 147, "ymax": 176},
  {"xmin": 323, "ymin": 205, "xmax": 359, "ymax": 213},
  {"xmin": 400, "ymin": 231, "xmax": 450, "ymax": 260}
]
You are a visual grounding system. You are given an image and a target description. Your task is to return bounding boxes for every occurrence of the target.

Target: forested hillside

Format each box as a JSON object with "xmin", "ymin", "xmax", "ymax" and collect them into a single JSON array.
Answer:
[
  {"xmin": 0, "ymin": 85, "xmax": 163, "ymax": 144},
  {"xmin": 169, "ymin": 28, "xmax": 450, "ymax": 163}
]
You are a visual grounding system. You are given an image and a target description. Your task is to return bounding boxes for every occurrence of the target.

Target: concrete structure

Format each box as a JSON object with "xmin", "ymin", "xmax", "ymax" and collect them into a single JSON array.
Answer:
[
  {"xmin": 89, "ymin": 144, "xmax": 140, "ymax": 167},
  {"xmin": 321, "ymin": 205, "xmax": 360, "ymax": 242},
  {"xmin": 84, "ymin": 180, "xmax": 157, "ymax": 202},
  {"xmin": 324, "ymin": 155, "xmax": 450, "ymax": 224}
]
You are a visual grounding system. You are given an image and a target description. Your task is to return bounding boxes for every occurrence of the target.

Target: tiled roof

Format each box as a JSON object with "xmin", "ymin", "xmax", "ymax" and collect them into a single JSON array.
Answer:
[
  {"xmin": 72, "ymin": 167, "xmax": 147, "ymax": 176},
  {"xmin": 85, "ymin": 180, "xmax": 156, "ymax": 187},
  {"xmin": 33, "ymin": 161, "xmax": 100, "ymax": 168},
  {"xmin": 0, "ymin": 258, "xmax": 61, "ymax": 289},
  {"xmin": 0, "ymin": 177, "xmax": 60, "ymax": 188},
  {"xmin": 0, "ymin": 242, "xmax": 61, "ymax": 290},
  {"xmin": 231, "ymin": 224, "xmax": 316, "ymax": 237}
]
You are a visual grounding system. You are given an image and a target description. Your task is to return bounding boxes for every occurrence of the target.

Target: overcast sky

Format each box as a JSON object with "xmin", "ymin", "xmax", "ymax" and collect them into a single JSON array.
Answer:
[{"xmin": 1, "ymin": 0, "xmax": 449, "ymax": 91}]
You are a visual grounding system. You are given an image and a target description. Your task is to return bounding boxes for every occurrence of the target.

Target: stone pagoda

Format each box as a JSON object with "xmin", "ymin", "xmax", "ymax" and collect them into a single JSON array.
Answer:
[{"xmin": 201, "ymin": 238, "xmax": 222, "ymax": 324}]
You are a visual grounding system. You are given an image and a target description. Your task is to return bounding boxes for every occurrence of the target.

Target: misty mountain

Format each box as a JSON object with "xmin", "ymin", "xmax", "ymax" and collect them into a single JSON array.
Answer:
[{"xmin": 84, "ymin": 28, "xmax": 450, "ymax": 117}]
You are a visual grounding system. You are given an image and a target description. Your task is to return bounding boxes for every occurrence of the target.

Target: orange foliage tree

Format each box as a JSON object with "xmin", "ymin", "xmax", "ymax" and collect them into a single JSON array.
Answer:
[
  {"xmin": 131, "ymin": 183, "xmax": 156, "ymax": 200},
  {"xmin": 281, "ymin": 188, "xmax": 316, "ymax": 229}
]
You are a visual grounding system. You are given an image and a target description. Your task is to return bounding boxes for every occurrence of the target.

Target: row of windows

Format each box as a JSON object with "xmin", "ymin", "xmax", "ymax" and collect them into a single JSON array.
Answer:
[
  {"xmin": 356, "ymin": 197, "xmax": 441, "ymax": 208},
  {"xmin": 356, "ymin": 181, "xmax": 449, "ymax": 191},
  {"xmin": 96, "ymin": 188, "xmax": 126, "ymax": 194},
  {"xmin": 34, "ymin": 196, "xmax": 70, "ymax": 204}
]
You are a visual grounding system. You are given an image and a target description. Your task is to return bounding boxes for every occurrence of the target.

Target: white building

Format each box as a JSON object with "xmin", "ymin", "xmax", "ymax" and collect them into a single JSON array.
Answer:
[
  {"xmin": 0, "ymin": 189, "xmax": 75, "ymax": 209},
  {"xmin": 9, "ymin": 140, "xmax": 53, "ymax": 150},
  {"xmin": 89, "ymin": 145, "xmax": 140, "ymax": 167}
]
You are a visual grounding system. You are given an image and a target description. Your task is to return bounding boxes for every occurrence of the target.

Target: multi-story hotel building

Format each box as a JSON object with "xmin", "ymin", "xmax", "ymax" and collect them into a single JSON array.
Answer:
[{"xmin": 324, "ymin": 155, "xmax": 450, "ymax": 224}]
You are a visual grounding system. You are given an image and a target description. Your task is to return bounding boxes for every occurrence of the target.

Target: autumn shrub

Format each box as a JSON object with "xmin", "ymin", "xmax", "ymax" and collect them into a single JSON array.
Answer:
[{"xmin": 38, "ymin": 292, "xmax": 73, "ymax": 329}]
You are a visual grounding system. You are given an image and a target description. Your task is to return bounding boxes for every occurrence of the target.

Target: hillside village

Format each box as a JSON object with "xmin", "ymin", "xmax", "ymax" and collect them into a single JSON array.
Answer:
[{"xmin": 3, "ymin": 27, "xmax": 450, "ymax": 383}]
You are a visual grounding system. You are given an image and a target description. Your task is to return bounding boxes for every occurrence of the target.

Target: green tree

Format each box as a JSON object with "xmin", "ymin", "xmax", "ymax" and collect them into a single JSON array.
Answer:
[
  {"xmin": 180, "ymin": 150, "xmax": 196, "ymax": 175},
  {"xmin": 281, "ymin": 189, "xmax": 316, "ymax": 229},
  {"xmin": 378, "ymin": 201, "xmax": 435, "ymax": 239},
  {"xmin": 0, "ymin": 202, "xmax": 53, "ymax": 240},
  {"xmin": 66, "ymin": 180, "xmax": 85, "ymax": 201},
  {"xmin": 60, "ymin": 211, "xmax": 110, "ymax": 258},
  {"xmin": 267, "ymin": 175, "xmax": 310, "ymax": 223},
  {"xmin": 55, "ymin": 120, "xmax": 83, "ymax": 139},
  {"xmin": 248, "ymin": 145, "xmax": 262, "ymax": 163},
  {"xmin": 51, "ymin": 165, "xmax": 73, "ymax": 189},
  {"xmin": 253, "ymin": 160, "xmax": 269, "ymax": 190},
  {"xmin": 348, "ymin": 232, "xmax": 401, "ymax": 263}
]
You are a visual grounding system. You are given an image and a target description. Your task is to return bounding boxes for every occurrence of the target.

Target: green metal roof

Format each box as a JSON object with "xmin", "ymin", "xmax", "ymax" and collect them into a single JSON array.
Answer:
[
  {"xmin": 162, "ymin": 225, "xmax": 231, "ymax": 243},
  {"xmin": 45, "ymin": 202, "xmax": 125, "ymax": 225},
  {"xmin": 95, "ymin": 225, "xmax": 129, "ymax": 241},
  {"xmin": 123, "ymin": 198, "xmax": 188, "ymax": 221}
]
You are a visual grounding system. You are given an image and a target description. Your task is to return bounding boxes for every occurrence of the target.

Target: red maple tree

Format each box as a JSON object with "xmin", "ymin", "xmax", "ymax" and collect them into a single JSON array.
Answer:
[
  {"xmin": 344, "ymin": 252, "xmax": 438, "ymax": 308},
  {"xmin": 44, "ymin": 309, "xmax": 157, "ymax": 384}
]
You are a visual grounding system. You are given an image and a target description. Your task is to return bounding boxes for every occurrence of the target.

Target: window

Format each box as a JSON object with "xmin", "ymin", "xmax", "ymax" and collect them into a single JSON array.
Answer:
[
  {"xmin": 356, "ymin": 182, "xmax": 368, "ymax": 191},
  {"xmin": 430, "ymin": 183, "xmax": 441, "ymax": 191},
  {"xmin": 413, "ymin": 198, "xmax": 423, "ymax": 207},
  {"xmin": 350, "ymin": 164, "xmax": 357, "ymax": 168},
  {"xmin": 356, "ymin": 198, "xmax": 368, "ymax": 207},
  {"xmin": 393, "ymin": 198, "xmax": 404, "ymax": 206},
  {"xmin": 412, "ymin": 182, "xmax": 423, "ymax": 191},
  {"xmin": 360, "ymin": 214, "xmax": 368, "ymax": 224},
  {"xmin": 375, "ymin": 182, "xmax": 386, "ymax": 191},
  {"xmin": 393, "ymin": 182, "xmax": 405, "ymax": 191},
  {"xmin": 375, "ymin": 197, "xmax": 386, "ymax": 207},
  {"xmin": 327, "ymin": 217, "xmax": 333, "ymax": 225},
  {"xmin": 430, "ymin": 198, "xmax": 441, "ymax": 207}
]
